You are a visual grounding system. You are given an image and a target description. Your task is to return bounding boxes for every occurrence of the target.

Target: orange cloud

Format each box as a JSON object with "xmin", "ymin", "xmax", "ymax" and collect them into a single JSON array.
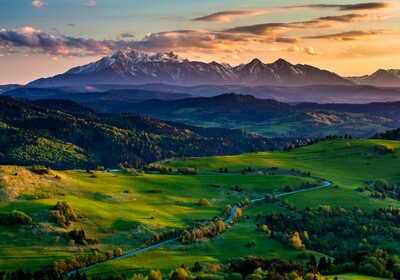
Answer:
[
  {"xmin": 305, "ymin": 30, "xmax": 394, "ymax": 40},
  {"xmin": 284, "ymin": 45, "xmax": 322, "ymax": 55},
  {"xmin": 192, "ymin": 10, "xmax": 267, "ymax": 22},
  {"xmin": 283, "ymin": 2, "xmax": 392, "ymax": 11},
  {"xmin": 317, "ymin": 13, "xmax": 391, "ymax": 23}
]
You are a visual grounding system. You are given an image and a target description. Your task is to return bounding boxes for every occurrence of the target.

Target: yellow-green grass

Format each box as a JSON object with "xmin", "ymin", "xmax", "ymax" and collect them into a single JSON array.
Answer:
[
  {"xmin": 0, "ymin": 167, "xmax": 316, "ymax": 271},
  {"xmin": 326, "ymin": 273, "xmax": 391, "ymax": 280},
  {"xmin": 162, "ymin": 139, "xmax": 400, "ymax": 211},
  {"xmin": 86, "ymin": 203, "xmax": 326, "ymax": 278},
  {"xmin": 1, "ymin": 139, "xmax": 399, "ymax": 274}
]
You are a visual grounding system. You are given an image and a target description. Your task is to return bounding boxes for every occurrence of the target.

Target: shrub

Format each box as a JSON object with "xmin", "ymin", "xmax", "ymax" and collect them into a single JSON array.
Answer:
[
  {"xmin": 29, "ymin": 192, "xmax": 53, "ymax": 200},
  {"xmin": 224, "ymin": 205, "xmax": 232, "ymax": 216},
  {"xmin": 180, "ymin": 220, "xmax": 226, "ymax": 243},
  {"xmin": 149, "ymin": 189, "xmax": 164, "ymax": 193},
  {"xmin": 233, "ymin": 208, "xmax": 243, "ymax": 220},
  {"xmin": 287, "ymin": 231, "xmax": 303, "ymax": 250},
  {"xmin": 114, "ymin": 248, "xmax": 123, "ymax": 257},
  {"xmin": 178, "ymin": 167, "xmax": 197, "ymax": 175},
  {"xmin": 170, "ymin": 268, "xmax": 190, "ymax": 280},
  {"xmin": 30, "ymin": 164, "xmax": 52, "ymax": 175},
  {"xmin": 393, "ymin": 263, "xmax": 400, "ymax": 279},
  {"xmin": 284, "ymin": 186, "xmax": 293, "ymax": 192},
  {"xmin": 96, "ymin": 166, "xmax": 105, "ymax": 171},
  {"xmin": 143, "ymin": 164, "xmax": 172, "ymax": 174},
  {"xmin": 149, "ymin": 269, "xmax": 163, "ymax": 280},
  {"xmin": 69, "ymin": 229, "xmax": 99, "ymax": 245},
  {"xmin": 199, "ymin": 199, "xmax": 212, "ymax": 207},
  {"xmin": 0, "ymin": 210, "xmax": 32, "ymax": 225},
  {"xmin": 231, "ymin": 185, "xmax": 245, "ymax": 192},
  {"xmin": 373, "ymin": 179, "xmax": 389, "ymax": 191},
  {"xmin": 49, "ymin": 201, "xmax": 79, "ymax": 228}
]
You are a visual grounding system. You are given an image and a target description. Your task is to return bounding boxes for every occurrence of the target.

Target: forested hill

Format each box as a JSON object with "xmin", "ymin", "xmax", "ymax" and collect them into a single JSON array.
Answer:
[
  {"xmin": 372, "ymin": 128, "xmax": 400, "ymax": 140},
  {"xmin": 0, "ymin": 96, "xmax": 311, "ymax": 169}
]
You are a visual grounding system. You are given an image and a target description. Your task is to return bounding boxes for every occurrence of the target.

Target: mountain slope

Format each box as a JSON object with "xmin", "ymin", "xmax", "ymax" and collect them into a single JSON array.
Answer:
[
  {"xmin": 347, "ymin": 69, "xmax": 400, "ymax": 87},
  {"xmin": 7, "ymin": 83, "xmax": 400, "ymax": 104},
  {"xmin": 4, "ymin": 87, "xmax": 193, "ymax": 108},
  {"xmin": 28, "ymin": 50, "xmax": 352, "ymax": 87},
  {"xmin": 0, "ymin": 95, "xmax": 310, "ymax": 169},
  {"xmin": 121, "ymin": 93, "xmax": 400, "ymax": 138}
]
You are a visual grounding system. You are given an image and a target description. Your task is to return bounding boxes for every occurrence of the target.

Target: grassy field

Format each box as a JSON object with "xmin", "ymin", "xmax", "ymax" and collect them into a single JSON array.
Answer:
[
  {"xmin": 0, "ymin": 166, "xmax": 317, "ymax": 271},
  {"xmin": 327, "ymin": 273, "xmax": 391, "ymax": 280},
  {"xmin": 162, "ymin": 139, "xmax": 400, "ymax": 210},
  {"xmin": 86, "ymin": 202, "xmax": 328, "ymax": 278},
  {"xmin": 0, "ymin": 139, "xmax": 399, "ymax": 276}
]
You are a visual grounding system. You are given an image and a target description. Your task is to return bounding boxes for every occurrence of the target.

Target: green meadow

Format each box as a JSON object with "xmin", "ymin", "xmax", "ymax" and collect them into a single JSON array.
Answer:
[
  {"xmin": 0, "ymin": 166, "xmax": 316, "ymax": 271},
  {"xmin": 163, "ymin": 139, "xmax": 400, "ymax": 210},
  {"xmin": 0, "ymin": 139, "xmax": 399, "ymax": 276}
]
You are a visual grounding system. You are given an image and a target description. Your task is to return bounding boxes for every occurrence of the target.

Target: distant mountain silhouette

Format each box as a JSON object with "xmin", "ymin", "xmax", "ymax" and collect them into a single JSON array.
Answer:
[{"xmin": 29, "ymin": 50, "xmax": 352, "ymax": 87}]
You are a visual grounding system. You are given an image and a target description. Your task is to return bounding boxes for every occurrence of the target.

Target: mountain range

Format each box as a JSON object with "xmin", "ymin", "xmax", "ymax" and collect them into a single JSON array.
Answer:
[
  {"xmin": 27, "ymin": 49, "xmax": 400, "ymax": 88},
  {"xmin": 347, "ymin": 69, "xmax": 400, "ymax": 87}
]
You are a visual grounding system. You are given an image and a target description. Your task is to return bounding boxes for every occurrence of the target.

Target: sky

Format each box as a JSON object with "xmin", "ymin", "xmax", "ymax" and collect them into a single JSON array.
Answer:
[{"xmin": 0, "ymin": 0, "xmax": 399, "ymax": 84}]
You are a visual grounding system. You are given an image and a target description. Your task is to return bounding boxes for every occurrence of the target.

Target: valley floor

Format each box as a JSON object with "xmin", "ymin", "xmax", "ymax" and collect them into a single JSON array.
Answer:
[{"xmin": 1, "ymin": 139, "xmax": 400, "ymax": 279}]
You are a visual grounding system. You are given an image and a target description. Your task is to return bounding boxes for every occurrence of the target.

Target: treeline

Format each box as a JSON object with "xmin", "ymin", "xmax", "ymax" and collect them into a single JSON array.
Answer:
[
  {"xmin": 53, "ymin": 248, "xmax": 123, "ymax": 275},
  {"xmin": 373, "ymin": 128, "xmax": 400, "ymax": 140},
  {"xmin": 0, "ymin": 96, "xmax": 312, "ymax": 169},
  {"xmin": 146, "ymin": 230, "xmax": 178, "ymax": 246},
  {"xmin": 73, "ymin": 256, "xmax": 349, "ymax": 280},
  {"xmin": 181, "ymin": 219, "xmax": 227, "ymax": 243},
  {"xmin": 0, "ymin": 269, "xmax": 60, "ymax": 280},
  {"xmin": 360, "ymin": 179, "xmax": 400, "ymax": 201},
  {"xmin": 263, "ymin": 205, "xmax": 400, "ymax": 277},
  {"xmin": 4, "ymin": 254, "xmax": 400, "ymax": 279}
]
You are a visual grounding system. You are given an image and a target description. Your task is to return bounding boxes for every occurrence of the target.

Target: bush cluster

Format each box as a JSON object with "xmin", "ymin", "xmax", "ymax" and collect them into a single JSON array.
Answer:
[{"xmin": 0, "ymin": 210, "xmax": 32, "ymax": 225}]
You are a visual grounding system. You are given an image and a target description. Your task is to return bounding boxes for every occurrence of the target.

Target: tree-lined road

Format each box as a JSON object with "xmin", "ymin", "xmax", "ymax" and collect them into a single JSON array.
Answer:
[{"xmin": 67, "ymin": 179, "xmax": 332, "ymax": 275}]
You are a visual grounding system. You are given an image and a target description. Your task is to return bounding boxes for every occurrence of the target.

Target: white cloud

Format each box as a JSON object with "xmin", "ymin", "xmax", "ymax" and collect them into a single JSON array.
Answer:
[
  {"xmin": 284, "ymin": 45, "xmax": 322, "ymax": 55},
  {"xmin": 193, "ymin": 10, "xmax": 267, "ymax": 22},
  {"xmin": 32, "ymin": 0, "xmax": 48, "ymax": 10},
  {"xmin": 304, "ymin": 46, "xmax": 322, "ymax": 55},
  {"xmin": 285, "ymin": 45, "xmax": 300, "ymax": 53},
  {"xmin": 84, "ymin": 1, "xmax": 97, "ymax": 8}
]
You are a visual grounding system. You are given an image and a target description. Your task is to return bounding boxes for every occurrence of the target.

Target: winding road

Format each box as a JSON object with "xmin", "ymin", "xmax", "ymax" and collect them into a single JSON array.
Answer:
[
  {"xmin": 67, "ymin": 179, "xmax": 331, "ymax": 276},
  {"xmin": 225, "ymin": 180, "xmax": 331, "ymax": 223},
  {"xmin": 66, "ymin": 238, "xmax": 180, "ymax": 276}
]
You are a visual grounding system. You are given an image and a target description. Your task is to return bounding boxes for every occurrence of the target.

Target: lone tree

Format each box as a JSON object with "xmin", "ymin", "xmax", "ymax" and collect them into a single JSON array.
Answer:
[
  {"xmin": 289, "ymin": 231, "xmax": 303, "ymax": 249},
  {"xmin": 198, "ymin": 198, "xmax": 212, "ymax": 207}
]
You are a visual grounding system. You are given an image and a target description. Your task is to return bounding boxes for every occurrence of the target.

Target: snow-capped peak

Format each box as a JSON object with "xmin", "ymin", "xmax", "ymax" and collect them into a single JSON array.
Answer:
[
  {"xmin": 147, "ymin": 51, "xmax": 185, "ymax": 63},
  {"xmin": 111, "ymin": 50, "xmax": 185, "ymax": 63},
  {"xmin": 35, "ymin": 50, "xmax": 353, "ymax": 87}
]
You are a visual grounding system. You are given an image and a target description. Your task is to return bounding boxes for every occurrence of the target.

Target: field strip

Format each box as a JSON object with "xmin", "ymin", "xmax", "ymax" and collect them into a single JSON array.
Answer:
[{"xmin": 67, "ymin": 179, "xmax": 332, "ymax": 275}]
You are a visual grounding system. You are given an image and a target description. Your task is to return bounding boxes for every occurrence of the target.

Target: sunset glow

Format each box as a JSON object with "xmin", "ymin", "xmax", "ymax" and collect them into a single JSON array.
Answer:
[{"xmin": 0, "ymin": 0, "xmax": 399, "ymax": 84}]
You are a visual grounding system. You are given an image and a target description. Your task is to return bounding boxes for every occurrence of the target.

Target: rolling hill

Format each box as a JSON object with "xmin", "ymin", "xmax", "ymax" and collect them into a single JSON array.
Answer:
[
  {"xmin": 0, "ymin": 95, "xmax": 310, "ymax": 169},
  {"xmin": 109, "ymin": 93, "xmax": 400, "ymax": 138},
  {"xmin": 1, "ymin": 138, "xmax": 400, "ymax": 277},
  {"xmin": 5, "ymin": 83, "xmax": 400, "ymax": 105}
]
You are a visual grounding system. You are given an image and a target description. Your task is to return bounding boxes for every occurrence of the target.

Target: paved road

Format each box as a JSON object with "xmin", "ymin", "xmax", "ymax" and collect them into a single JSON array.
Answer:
[
  {"xmin": 67, "ymin": 180, "xmax": 331, "ymax": 275},
  {"xmin": 224, "ymin": 180, "xmax": 331, "ymax": 223},
  {"xmin": 66, "ymin": 238, "xmax": 179, "ymax": 276}
]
